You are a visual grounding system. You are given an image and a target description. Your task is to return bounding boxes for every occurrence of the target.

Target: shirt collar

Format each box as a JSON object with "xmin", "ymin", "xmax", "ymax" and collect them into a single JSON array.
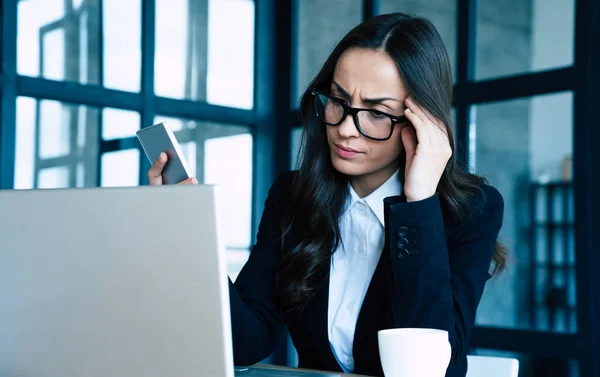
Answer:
[{"xmin": 344, "ymin": 170, "xmax": 403, "ymax": 225}]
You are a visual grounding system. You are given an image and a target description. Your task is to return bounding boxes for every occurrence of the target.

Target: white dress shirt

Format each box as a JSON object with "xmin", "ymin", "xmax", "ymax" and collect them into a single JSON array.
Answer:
[{"xmin": 327, "ymin": 170, "xmax": 402, "ymax": 373}]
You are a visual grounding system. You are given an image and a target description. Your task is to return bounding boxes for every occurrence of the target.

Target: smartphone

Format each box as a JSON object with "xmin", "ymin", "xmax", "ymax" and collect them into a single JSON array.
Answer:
[{"xmin": 136, "ymin": 122, "xmax": 192, "ymax": 184}]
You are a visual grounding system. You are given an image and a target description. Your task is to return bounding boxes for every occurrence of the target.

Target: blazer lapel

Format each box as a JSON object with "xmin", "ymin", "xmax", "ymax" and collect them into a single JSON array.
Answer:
[{"xmin": 304, "ymin": 261, "xmax": 343, "ymax": 371}]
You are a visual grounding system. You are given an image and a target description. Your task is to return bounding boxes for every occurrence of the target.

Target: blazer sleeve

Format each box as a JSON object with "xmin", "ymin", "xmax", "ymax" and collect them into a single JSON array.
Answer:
[
  {"xmin": 228, "ymin": 173, "xmax": 292, "ymax": 366},
  {"xmin": 383, "ymin": 185, "xmax": 504, "ymax": 365}
]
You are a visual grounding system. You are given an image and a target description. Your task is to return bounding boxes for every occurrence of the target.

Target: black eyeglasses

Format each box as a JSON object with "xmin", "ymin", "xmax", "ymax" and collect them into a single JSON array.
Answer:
[{"xmin": 311, "ymin": 90, "xmax": 408, "ymax": 141}]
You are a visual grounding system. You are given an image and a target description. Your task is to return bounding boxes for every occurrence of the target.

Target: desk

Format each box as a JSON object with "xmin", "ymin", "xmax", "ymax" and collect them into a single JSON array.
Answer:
[{"xmin": 251, "ymin": 363, "xmax": 373, "ymax": 377}]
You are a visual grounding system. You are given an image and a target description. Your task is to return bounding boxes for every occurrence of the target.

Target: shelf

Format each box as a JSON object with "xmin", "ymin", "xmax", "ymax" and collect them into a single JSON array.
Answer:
[{"xmin": 528, "ymin": 179, "xmax": 575, "ymax": 333}]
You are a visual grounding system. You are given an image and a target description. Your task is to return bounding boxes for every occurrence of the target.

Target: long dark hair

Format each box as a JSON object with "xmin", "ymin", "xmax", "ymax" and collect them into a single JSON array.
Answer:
[{"xmin": 278, "ymin": 13, "xmax": 507, "ymax": 312}]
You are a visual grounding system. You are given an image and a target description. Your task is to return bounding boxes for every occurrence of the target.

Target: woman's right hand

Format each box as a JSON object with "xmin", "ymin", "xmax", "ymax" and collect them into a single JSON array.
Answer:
[{"xmin": 147, "ymin": 152, "xmax": 198, "ymax": 186}]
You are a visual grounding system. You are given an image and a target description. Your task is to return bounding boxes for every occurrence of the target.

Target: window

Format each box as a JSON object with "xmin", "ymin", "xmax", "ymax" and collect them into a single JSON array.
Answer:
[
  {"xmin": 15, "ymin": 97, "xmax": 99, "ymax": 189},
  {"xmin": 101, "ymin": 149, "xmax": 140, "ymax": 187},
  {"xmin": 17, "ymin": 0, "xmax": 142, "ymax": 90},
  {"xmin": 38, "ymin": 166, "xmax": 70, "ymax": 189},
  {"xmin": 380, "ymin": 0, "xmax": 457, "ymax": 82},
  {"xmin": 103, "ymin": 0, "xmax": 142, "ymax": 91},
  {"xmin": 473, "ymin": 92, "xmax": 575, "ymax": 333},
  {"xmin": 154, "ymin": 0, "xmax": 255, "ymax": 109},
  {"xmin": 18, "ymin": 0, "xmax": 101, "ymax": 84},
  {"xmin": 475, "ymin": 0, "xmax": 575, "ymax": 80},
  {"xmin": 294, "ymin": 0, "xmax": 362, "ymax": 106},
  {"xmin": 154, "ymin": 116, "xmax": 253, "ymax": 280},
  {"xmin": 102, "ymin": 108, "xmax": 140, "ymax": 141}
]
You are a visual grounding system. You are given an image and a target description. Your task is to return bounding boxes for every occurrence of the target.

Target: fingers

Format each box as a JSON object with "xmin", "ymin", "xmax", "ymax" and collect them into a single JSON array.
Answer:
[
  {"xmin": 148, "ymin": 153, "xmax": 198, "ymax": 186},
  {"xmin": 177, "ymin": 177, "xmax": 198, "ymax": 185},
  {"xmin": 404, "ymin": 96, "xmax": 451, "ymax": 153},
  {"xmin": 403, "ymin": 106, "xmax": 431, "ymax": 146},
  {"xmin": 405, "ymin": 96, "xmax": 439, "ymax": 129},
  {"xmin": 148, "ymin": 152, "xmax": 167, "ymax": 185}
]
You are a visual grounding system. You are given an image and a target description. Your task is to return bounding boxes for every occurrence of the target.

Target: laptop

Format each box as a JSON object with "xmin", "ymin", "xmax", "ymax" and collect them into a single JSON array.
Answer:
[
  {"xmin": 0, "ymin": 185, "xmax": 343, "ymax": 377},
  {"xmin": 0, "ymin": 185, "xmax": 234, "ymax": 377}
]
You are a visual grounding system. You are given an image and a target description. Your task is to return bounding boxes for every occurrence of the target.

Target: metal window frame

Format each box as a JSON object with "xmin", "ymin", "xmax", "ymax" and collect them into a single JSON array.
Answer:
[
  {"xmin": 1, "ymin": 0, "xmax": 293, "ymax": 363},
  {"xmin": 0, "ymin": 0, "xmax": 263, "ymax": 188},
  {"xmin": 0, "ymin": 0, "xmax": 18, "ymax": 190},
  {"xmin": 252, "ymin": 0, "xmax": 294, "ymax": 365},
  {"xmin": 452, "ymin": 0, "xmax": 599, "ymax": 375},
  {"xmin": 2, "ymin": 0, "xmax": 598, "ymax": 374},
  {"xmin": 0, "ymin": 0, "xmax": 280, "ymax": 281}
]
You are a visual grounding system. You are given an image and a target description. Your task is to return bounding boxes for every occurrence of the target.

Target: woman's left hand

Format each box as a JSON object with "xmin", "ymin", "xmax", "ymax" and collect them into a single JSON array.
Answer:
[{"xmin": 400, "ymin": 96, "xmax": 452, "ymax": 203}]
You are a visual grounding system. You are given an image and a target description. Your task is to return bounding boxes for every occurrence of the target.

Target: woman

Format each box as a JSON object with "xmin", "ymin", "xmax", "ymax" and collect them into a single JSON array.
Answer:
[{"xmin": 149, "ymin": 13, "xmax": 505, "ymax": 377}]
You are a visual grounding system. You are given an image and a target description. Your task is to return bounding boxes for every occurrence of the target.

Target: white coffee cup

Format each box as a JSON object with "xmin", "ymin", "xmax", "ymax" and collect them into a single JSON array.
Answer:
[{"xmin": 377, "ymin": 328, "xmax": 451, "ymax": 377}]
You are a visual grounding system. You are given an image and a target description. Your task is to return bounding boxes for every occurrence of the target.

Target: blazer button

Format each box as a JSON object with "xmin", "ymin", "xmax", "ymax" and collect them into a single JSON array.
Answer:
[
  {"xmin": 397, "ymin": 248, "xmax": 410, "ymax": 259},
  {"xmin": 396, "ymin": 237, "xmax": 409, "ymax": 249},
  {"xmin": 397, "ymin": 226, "xmax": 408, "ymax": 237}
]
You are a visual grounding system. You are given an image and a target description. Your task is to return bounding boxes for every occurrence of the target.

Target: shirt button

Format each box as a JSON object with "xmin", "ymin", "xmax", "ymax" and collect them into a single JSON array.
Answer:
[
  {"xmin": 347, "ymin": 301, "xmax": 355, "ymax": 312},
  {"xmin": 347, "ymin": 356, "xmax": 354, "ymax": 368},
  {"xmin": 358, "ymin": 244, "xmax": 365, "ymax": 253}
]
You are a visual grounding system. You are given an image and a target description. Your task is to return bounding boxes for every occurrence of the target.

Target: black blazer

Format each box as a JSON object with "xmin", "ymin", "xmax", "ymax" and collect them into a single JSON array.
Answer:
[{"xmin": 229, "ymin": 171, "xmax": 504, "ymax": 377}]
